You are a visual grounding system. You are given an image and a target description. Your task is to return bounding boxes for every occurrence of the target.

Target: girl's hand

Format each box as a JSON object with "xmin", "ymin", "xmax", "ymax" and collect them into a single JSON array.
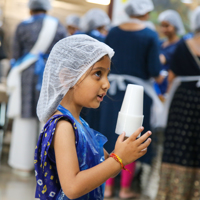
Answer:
[{"xmin": 114, "ymin": 127, "xmax": 151, "ymax": 166}]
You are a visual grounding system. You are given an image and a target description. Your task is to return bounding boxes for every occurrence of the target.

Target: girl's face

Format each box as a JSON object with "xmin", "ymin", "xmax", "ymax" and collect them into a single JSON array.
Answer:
[
  {"xmin": 73, "ymin": 55, "xmax": 111, "ymax": 109},
  {"xmin": 160, "ymin": 21, "xmax": 176, "ymax": 37}
]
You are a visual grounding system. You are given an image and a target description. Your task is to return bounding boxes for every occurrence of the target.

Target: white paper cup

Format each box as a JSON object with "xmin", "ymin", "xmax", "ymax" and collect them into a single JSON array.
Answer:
[
  {"xmin": 120, "ymin": 84, "xmax": 144, "ymax": 116},
  {"xmin": 115, "ymin": 112, "xmax": 144, "ymax": 137},
  {"xmin": 115, "ymin": 84, "xmax": 144, "ymax": 137}
]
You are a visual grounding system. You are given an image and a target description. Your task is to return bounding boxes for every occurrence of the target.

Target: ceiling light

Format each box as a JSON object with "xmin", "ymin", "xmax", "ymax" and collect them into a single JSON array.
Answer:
[
  {"xmin": 86, "ymin": 0, "xmax": 111, "ymax": 5},
  {"xmin": 181, "ymin": 0, "xmax": 192, "ymax": 3}
]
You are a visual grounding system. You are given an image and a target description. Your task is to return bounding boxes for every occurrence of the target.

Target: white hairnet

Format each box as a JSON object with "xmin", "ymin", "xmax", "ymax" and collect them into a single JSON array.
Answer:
[
  {"xmin": 80, "ymin": 9, "xmax": 110, "ymax": 32},
  {"xmin": 37, "ymin": 34, "xmax": 114, "ymax": 122},
  {"xmin": 66, "ymin": 15, "xmax": 80, "ymax": 28},
  {"xmin": 191, "ymin": 6, "xmax": 200, "ymax": 32},
  {"xmin": 125, "ymin": 0, "xmax": 154, "ymax": 17},
  {"xmin": 158, "ymin": 10, "xmax": 185, "ymax": 35},
  {"xmin": 28, "ymin": 0, "xmax": 51, "ymax": 11}
]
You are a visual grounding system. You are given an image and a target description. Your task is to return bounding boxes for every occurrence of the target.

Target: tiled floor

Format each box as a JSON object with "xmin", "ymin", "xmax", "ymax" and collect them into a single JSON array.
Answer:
[
  {"xmin": 0, "ymin": 145, "xmax": 36, "ymax": 200},
  {"xmin": 0, "ymin": 145, "xmax": 148, "ymax": 200}
]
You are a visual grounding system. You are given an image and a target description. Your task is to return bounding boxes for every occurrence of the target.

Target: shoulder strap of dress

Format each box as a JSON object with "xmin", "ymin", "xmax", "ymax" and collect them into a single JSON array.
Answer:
[
  {"xmin": 184, "ymin": 39, "xmax": 200, "ymax": 70},
  {"xmin": 40, "ymin": 114, "xmax": 79, "ymax": 165}
]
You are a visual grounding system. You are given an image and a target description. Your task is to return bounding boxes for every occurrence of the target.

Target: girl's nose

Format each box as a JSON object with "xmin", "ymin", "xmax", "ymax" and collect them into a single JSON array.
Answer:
[{"xmin": 102, "ymin": 77, "xmax": 110, "ymax": 91}]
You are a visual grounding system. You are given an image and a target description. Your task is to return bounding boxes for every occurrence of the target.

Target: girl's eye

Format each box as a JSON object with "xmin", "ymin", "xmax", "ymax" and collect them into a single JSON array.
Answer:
[{"xmin": 95, "ymin": 71, "xmax": 102, "ymax": 77}]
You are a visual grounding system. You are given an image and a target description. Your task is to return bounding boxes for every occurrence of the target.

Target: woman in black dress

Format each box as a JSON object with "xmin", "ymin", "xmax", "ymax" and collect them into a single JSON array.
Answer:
[{"xmin": 156, "ymin": 7, "xmax": 200, "ymax": 200}]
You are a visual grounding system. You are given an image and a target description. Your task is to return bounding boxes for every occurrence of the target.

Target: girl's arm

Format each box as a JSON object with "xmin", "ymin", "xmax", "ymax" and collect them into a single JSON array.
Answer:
[
  {"xmin": 53, "ymin": 120, "xmax": 151, "ymax": 199},
  {"xmin": 104, "ymin": 149, "xmax": 119, "ymax": 178},
  {"xmin": 104, "ymin": 148, "xmax": 109, "ymax": 160}
]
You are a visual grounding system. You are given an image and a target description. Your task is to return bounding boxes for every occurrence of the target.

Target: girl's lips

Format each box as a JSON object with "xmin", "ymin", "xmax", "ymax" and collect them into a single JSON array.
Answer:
[
  {"xmin": 97, "ymin": 96, "xmax": 103, "ymax": 102},
  {"xmin": 97, "ymin": 93, "xmax": 106, "ymax": 102}
]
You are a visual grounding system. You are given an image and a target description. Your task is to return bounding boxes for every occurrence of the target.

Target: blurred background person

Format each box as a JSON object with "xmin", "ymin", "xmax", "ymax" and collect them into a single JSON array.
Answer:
[
  {"xmin": 66, "ymin": 14, "xmax": 80, "ymax": 36},
  {"xmin": 145, "ymin": 10, "xmax": 186, "ymax": 199},
  {"xmin": 102, "ymin": 0, "xmax": 163, "ymax": 198},
  {"xmin": 156, "ymin": 6, "xmax": 200, "ymax": 200},
  {"xmin": 124, "ymin": 0, "xmax": 156, "ymax": 31},
  {"xmin": 7, "ymin": 0, "xmax": 66, "ymax": 176},
  {"xmin": 80, "ymin": 8, "xmax": 110, "ymax": 42},
  {"xmin": 154, "ymin": 10, "xmax": 185, "ymax": 98}
]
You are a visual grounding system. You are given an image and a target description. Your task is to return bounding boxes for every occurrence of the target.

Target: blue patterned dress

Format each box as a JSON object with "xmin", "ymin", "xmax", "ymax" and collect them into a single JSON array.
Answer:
[{"xmin": 34, "ymin": 105, "xmax": 107, "ymax": 200}]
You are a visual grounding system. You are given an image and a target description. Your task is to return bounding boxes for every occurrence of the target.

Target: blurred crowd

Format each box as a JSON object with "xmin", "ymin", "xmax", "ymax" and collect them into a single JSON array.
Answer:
[{"xmin": 0, "ymin": 0, "xmax": 200, "ymax": 199}]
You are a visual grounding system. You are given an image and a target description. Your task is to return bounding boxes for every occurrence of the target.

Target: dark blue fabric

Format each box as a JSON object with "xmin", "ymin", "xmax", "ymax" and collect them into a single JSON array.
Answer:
[
  {"xmin": 35, "ymin": 105, "xmax": 107, "ymax": 200},
  {"xmin": 75, "ymin": 30, "xmax": 106, "ymax": 42},
  {"xmin": 105, "ymin": 27, "xmax": 161, "ymax": 79},
  {"xmin": 170, "ymin": 39, "xmax": 200, "ymax": 76},
  {"xmin": 97, "ymin": 27, "xmax": 161, "ymax": 164},
  {"xmin": 155, "ymin": 39, "xmax": 180, "ymax": 94},
  {"xmin": 160, "ymin": 40, "xmax": 180, "ymax": 71},
  {"xmin": 162, "ymin": 38, "xmax": 200, "ymax": 167},
  {"xmin": 87, "ymin": 30, "xmax": 106, "ymax": 43}
]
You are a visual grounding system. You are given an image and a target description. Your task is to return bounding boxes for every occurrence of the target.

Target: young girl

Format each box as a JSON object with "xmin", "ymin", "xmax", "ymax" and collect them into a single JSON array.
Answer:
[{"xmin": 34, "ymin": 35, "xmax": 152, "ymax": 200}]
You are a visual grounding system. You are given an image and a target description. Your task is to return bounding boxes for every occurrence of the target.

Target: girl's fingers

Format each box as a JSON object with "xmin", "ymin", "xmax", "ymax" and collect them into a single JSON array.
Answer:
[
  {"xmin": 135, "ymin": 131, "xmax": 152, "ymax": 146},
  {"xmin": 138, "ymin": 149, "xmax": 147, "ymax": 156},
  {"xmin": 116, "ymin": 132, "xmax": 126, "ymax": 143},
  {"xmin": 138, "ymin": 138, "xmax": 152, "ymax": 151},
  {"xmin": 128, "ymin": 127, "xmax": 144, "ymax": 141}
]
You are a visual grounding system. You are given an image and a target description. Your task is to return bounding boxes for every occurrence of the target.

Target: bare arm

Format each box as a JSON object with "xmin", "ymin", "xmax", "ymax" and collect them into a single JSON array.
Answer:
[
  {"xmin": 53, "ymin": 121, "xmax": 151, "ymax": 199},
  {"xmin": 167, "ymin": 70, "xmax": 176, "ymax": 93},
  {"xmin": 154, "ymin": 74, "xmax": 165, "ymax": 84},
  {"xmin": 104, "ymin": 148, "xmax": 109, "ymax": 160},
  {"xmin": 160, "ymin": 54, "xmax": 166, "ymax": 65}
]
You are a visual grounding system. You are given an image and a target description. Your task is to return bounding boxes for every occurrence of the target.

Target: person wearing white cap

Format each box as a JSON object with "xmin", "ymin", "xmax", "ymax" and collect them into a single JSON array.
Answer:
[
  {"xmin": 154, "ymin": 10, "xmax": 185, "ymax": 96},
  {"xmin": 66, "ymin": 14, "xmax": 80, "ymax": 36},
  {"xmin": 80, "ymin": 8, "xmax": 110, "ymax": 42},
  {"xmin": 34, "ymin": 34, "xmax": 152, "ymax": 200},
  {"xmin": 156, "ymin": 7, "xmax": 200, "ymax": 200},
  {"xmin": 7, "ymin": 0, "xmax": 66, "ymax": 176},
  {"xmin": 101, "ymin": 0, "xmax": 164, "ymax": 198},
  {"xmin": 124, "ymin": 0, "xmax": 156, "ymax": 30}
]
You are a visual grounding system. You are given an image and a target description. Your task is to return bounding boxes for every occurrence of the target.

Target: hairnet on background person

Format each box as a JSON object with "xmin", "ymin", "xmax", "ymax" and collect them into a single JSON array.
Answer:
[
  {"xmin": 158, "ymin": 9, "xmax": 185, "ymax": 35},
  {"xmin": 66, "ymin": 15, "xmax": 80, "ymax": 28},
  {"xmin": 28, "ymin": 0, "xmax": 51, "ymax": 11},
  {"xmin": 80, "ymin": 8, "xmax": 110, "ymax": 33},
  {"xmin": 125, "ymin": 0, "xmax": 154, "ymax": 17},
  {"xmin": 37, "ymin": 34, "xmax": 114, "ymax": 122},
  {"xmin": 191, "ymin": 6, "xmax": 200, "ymax": 32}
]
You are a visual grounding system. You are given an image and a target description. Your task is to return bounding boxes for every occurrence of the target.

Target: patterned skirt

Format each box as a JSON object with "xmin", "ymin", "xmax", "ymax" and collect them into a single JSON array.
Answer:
[{"xmin": 156, "ymin": 85, "xmax": 200, "ymax": 200}]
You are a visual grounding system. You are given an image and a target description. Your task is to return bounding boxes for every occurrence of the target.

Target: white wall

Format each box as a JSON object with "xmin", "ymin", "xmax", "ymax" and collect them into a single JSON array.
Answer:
[{"xmin": 111, "ymin": 0, "xmax": 131, "ymax": 26}]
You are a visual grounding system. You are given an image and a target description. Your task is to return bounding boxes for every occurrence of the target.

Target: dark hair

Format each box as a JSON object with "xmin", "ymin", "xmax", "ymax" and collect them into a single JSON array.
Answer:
[{"xmin": 31, "ymin": 9, "xmax": 47, "ymax": 13}]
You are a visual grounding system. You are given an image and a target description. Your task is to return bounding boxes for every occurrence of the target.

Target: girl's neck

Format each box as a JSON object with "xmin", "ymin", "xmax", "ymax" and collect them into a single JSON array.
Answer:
[{"xmin": 60, "ymin": 92, "xmax": 82, "ymax": 123}]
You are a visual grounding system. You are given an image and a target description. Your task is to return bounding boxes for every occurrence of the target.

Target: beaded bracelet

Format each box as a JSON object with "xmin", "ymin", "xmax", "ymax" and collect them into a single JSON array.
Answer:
[{"xmin": 110, "ymin": 153, "xmax": 132, "ymax": 174}]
